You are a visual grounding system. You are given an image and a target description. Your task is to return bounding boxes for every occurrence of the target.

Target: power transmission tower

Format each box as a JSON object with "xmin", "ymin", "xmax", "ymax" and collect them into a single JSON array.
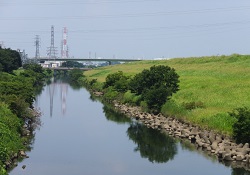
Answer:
[
  {"xmin": 34, "ymin": 35, "xmax": 41, "ymax": 59},
  {"xmin": 47, "ymin": 25, "xmax": 57, "ymax": 60},
  {"xmin": 61, "ymin": 27, "xmax": 69, "ymax": 58}
]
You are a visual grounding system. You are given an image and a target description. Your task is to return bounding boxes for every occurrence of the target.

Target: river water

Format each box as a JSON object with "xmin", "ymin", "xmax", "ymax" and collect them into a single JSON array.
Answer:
[{"xmin": 9, "ymin": 79, "xmax": 250, "ymax": 175}]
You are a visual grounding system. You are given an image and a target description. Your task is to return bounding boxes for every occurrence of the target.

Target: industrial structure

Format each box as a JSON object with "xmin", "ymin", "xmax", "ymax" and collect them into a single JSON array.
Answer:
[
  {"xmin": 47, "ymin": 25, "xmax": 57, "ymax": 60},
  {"xmin": 34, "ymin": 35, "xmax": 41, "ymax": 59},
  {"xmin": 61, "ymin": 27, "xmax": 69, "ymax": 58}
]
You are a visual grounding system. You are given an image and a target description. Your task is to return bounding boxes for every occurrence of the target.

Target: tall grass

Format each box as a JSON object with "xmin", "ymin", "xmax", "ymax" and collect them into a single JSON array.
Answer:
[{"xmin": 84, "ymin": 54, "xmax": 250, "ymax": 135}]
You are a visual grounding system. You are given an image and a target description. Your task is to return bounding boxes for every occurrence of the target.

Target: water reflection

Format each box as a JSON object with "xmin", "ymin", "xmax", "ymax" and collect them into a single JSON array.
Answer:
[
  {"xmin": 46, "ymin": 77, "xmax": 69, "ymax": 117},
  {"xmin": 102, "ymin": 101, "xmax": 250, "ymax": 174},
  {"xmin": 232, "ymin": 168, "xmax": 250, "ymax": 175},
  {"xmin": 103, "ymin": 104, "xmax": 131, "ymax": 124},
  {"xmin": 102, "ymin": 104, "xmax": 177, "ymax": 163},
  {"xmin": 127, "ymin": 123, "xmax": 177, "ymax": 163}
]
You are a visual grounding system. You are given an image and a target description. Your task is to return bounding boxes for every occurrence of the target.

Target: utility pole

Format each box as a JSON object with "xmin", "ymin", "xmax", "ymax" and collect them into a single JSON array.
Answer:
[{"xmin": 34, "ymin": 35, "xmax": 41, "ymax": 59}]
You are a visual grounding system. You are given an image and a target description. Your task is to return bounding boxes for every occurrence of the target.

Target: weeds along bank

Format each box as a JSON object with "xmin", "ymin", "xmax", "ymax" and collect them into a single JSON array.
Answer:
[
  {"xmin": 0, "ymin": 56, "xmax": 52, "ymax": 174},
  {"xmin": 83, "ymin": 54, "xmax": 250, "ymax": 137}
]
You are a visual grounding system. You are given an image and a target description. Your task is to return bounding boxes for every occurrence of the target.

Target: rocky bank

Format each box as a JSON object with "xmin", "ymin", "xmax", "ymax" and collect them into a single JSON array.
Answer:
[{"xmin": 114, "ymin": 102, "xmax": 250, "ymax": 171}]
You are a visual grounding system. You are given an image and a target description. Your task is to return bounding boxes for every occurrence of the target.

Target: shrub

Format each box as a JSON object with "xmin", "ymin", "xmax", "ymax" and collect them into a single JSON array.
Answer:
[
  {"xmin": 183, "ymin": 101, "xmax": 205, "ymax": 110},
  {"xmin": 129, "ymin": 65, "xmax": 179, "ymax": 95},
  {"xmin": 103, "ymin": 87, "xmax": 120, "ymax": 102},
  {"xmin": 143, "ymin": 85, "xmax": 171, "ymax": 114},
  {"xmin": 68, "ymin": 69, "xmax": 84, "ymax": 82},
  {"xmin": 123, "ymin": 90, "xmax": 141, "ymax": 105},
  {"xmin": 103, "ymin": 71, "xmax": 129, "ymax": 92},
  {"xmin": 229, "ymin": 107, "xmax": 250, "ymax": 144},
  {"xmin": 129, "ymin": 65, "xmax": 179, "ymax": 113}
]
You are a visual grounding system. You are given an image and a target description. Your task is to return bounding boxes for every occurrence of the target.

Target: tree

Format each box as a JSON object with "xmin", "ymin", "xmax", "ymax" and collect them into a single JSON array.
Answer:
[
  {"xmin": 229, "ymin": 107, "xmax": 250, "ymax": 144},
  {"xmin": 0, "ymin": 48, "xmax": 22, "ymax": 73},
  {"xmin": 23, "ymin": 63, "xmax": 44, "ymax": 73},
  {"xmin": 143, "ymin": 85, "xmax": 172, "ymax": 113},
  {"xmin": 103, "ymin": 71, "xmax": 129, "ymax": 92},
  {"xmin": 129, "ymin": 65, "xmax": 179, "ymax": 95},
  {"xmin": 68, "ymin": 69, "xmax": 84, "ymax": 82},
  {"xmin": 61, "ymin": 60, "xmax": 84, "ymax": 68},
  {"xmin": 129, "ymin": 65, "xmax": 179, "ymax": 113}
]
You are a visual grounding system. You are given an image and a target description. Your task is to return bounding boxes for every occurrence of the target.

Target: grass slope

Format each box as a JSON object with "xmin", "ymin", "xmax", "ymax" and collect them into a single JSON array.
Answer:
[{"xmin": 84, "ymin": 54, "xmax": 250, "ymax": 135}]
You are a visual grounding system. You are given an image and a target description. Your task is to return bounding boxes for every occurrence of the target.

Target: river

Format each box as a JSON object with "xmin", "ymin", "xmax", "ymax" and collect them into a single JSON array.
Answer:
[{"xmin": 9, "ymin": 79, "xmax": 250, "ymax": 175}]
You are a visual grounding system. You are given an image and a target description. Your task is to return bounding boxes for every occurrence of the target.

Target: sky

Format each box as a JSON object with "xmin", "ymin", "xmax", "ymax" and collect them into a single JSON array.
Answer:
[{"xmin": 1, "ymin": 0, "xmax": 250, "ymax": 59}]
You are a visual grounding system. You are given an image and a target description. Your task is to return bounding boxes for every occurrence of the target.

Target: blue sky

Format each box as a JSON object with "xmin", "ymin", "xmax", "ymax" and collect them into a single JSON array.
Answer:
[{"xmin": 1, "ymin": 0, "xmax": 250, "ymax": 59}]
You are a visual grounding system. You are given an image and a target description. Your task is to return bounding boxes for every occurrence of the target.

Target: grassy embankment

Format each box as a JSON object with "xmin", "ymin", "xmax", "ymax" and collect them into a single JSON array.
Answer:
[{"xmin": 84, "ymin": 54, "xmax": 250, "ymax": 136}]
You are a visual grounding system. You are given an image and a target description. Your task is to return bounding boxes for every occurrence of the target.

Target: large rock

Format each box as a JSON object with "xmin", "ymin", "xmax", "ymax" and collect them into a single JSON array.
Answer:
[
  {"xmin": 223, "ymin": 153, "xmax": 233, "ymax": 161},
  {"xmin": 211, "ymin": 141, "xmax": 218, "ymax": 150}
]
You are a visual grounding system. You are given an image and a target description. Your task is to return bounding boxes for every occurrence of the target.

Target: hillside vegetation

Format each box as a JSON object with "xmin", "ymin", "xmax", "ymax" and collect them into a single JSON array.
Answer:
[{"xmin": 84, "ymin": 54, "xmax": 250, "ymax": 135}]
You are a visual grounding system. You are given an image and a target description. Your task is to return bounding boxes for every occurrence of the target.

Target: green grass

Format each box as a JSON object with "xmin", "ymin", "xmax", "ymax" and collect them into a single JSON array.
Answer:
[{"xmin": 84, "ymin": 54, "xmax": 250, "ymax": 135}]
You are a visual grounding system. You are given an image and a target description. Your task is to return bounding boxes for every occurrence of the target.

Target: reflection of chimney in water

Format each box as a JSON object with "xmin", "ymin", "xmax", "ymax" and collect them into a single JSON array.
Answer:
[
  {"xmin": 61, "ymin": 83, "xmax": 68, "ymax": 116},
  {"xmin": 49, "ymin": 79, "xmax": 55, "ymax": 117}
]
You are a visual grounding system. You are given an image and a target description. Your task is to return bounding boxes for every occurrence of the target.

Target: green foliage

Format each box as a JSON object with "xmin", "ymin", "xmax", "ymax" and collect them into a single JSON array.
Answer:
[
  {"xmin": 68, "ymin": 69, "xmax": 84, "ymax": 82},
  {"xmin": 0, "ymin": 94, "xmax": 31, "ymax": 120},
  {"xmin": 84, "ymin": 54, "xmax": 250, "ymax": 135},
  {"xmin": 123, "ymin": 91, "xmax": 141, "ymax": 105},
  {"xmin": 143, "ymin": 85, "xmax": 171, "ymax": 114},
  {"xmin": 103, "ymin": 104, "xmax": 131, "ymax": 124},
  {"xmin": 161, "ymin": 100, "xmax": 187, "ymax": 118},
  {"xmin": 127, "ymin": 123, "xmax": 177, "ymax": 163},
  {"xmin": 129, "ymin": 65, "xmax": 179, "ymax": 95},
  {"xmin": 62, "ymin": 60, "xmax": 84, "ymax": 68},
  {"xmin": 0, "ymin": 48, "xmax": 22, "ymax": 73},
  {"xmin": 229, "ymin": 107, "xmax": 250, "ymax": 144},
  {"xmin": 23, "ymin": 63, "xmax": 43, "ymax": 73},
  {"xmin": 0, "ymin": 165, "xmax": 7, "ymax": 175},
  {"xmin": 0, "ymin": 79, "xmax": 35, "ymax": 106},
  {"xmin": 0, "ymin": 103, "xmax": 23, "ymax": 165},
  {"xmin": 129, "ymin": 65, "xmax": 180, "ymax": 113},
  {"xmin": 103, "ymin": 87, "xmax": 120, "ymax": 102},
  {"xmin": 183, "ymin": 101, "xmax": 205, "ymax": 110},
  {"xmin": 0, "ymin": 102, "xmax": 22, "ymax": 131},
  {"xmin": 103, "ymin": 71, "xmax": 129, "ymax": 92}
]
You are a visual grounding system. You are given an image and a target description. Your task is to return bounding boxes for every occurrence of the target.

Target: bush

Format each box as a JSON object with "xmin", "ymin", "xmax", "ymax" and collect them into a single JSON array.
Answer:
[
  {"xmin": 103, "ymin": 71, "xmax": 129, "ymax": 92},
  {"xmin": 129, "ymin": 65, "xmax": 179, "ymax": 95},
  {"xmin": 68, "ymin": 69, "xmax": 84, "ymax": 82},
  {"xmin": 143, "ymin": 85, "xmax": 171, "ymax": 114},
  {"xmin": 183, "ymin": 101, "xmax": 205, "ymax": 110},
  {"xmin": 103, "ymin": 87, "xmax": 120, "ymax": 102},
  {"xmin": 229, "ymin": 107, "xmax": 250, "ymax": 144},
  {"xmin": 129, "ymin": 65, "xmax": 180, "ymax": 113},
  {"xmin": 0, "ymin": 103, "xmax": 23, "ymax": 165},
  {"xmin": 123, "ymin": 91, "xmax": 141, "ymax": 105}
]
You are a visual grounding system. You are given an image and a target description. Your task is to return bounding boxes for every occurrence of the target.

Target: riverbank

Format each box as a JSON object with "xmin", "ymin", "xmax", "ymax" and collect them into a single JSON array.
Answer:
[
  {"xmin": 83, "ymin": 54, "xmax": 250, "ymax": 170},
  {"xmin": 0, "ymin": 62, "xmax": 52, "ymax": 174},
  {"xmin": 111, "ymin": 101, "xmax": 250, "ymax": 170},
  {"xmin": 84, "ymin": 54, "xmax": 250, "ymax": 135}
]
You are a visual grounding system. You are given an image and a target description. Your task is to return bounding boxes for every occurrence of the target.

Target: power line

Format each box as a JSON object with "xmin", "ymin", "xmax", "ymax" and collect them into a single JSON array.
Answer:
[
  {"xmin": 1, "ymin": 6, "xmax": 250, "ymax": 21},
  {"xmin": 1, "ymin": 19, "xmax": 250, "ymax": 35},
  {"xmin": 0, "ymin": 0, "xmax": 160, "ymax": 6}
]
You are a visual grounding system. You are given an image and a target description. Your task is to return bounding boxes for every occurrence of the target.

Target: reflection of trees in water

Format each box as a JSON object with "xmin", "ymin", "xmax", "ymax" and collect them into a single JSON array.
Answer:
[
  {"xmin": 127, "ymin": 122, "xmax": 177, "ymax": 163},
  {"xmin": 232, "ymin": 168, "xmax": 250, "ymax": 175},
  {"xmin": 103, "ymin": 105, "xmax": 131, "ymax": 124},
  {"xmin": 180, "ymin": 139, "xmax": 250, "ymax": 174}
]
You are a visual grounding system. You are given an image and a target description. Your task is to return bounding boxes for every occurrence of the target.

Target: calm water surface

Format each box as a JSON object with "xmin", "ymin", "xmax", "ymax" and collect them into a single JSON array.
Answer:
[{"xmin": 9, "ymin": 80, "xmax": 250, "ymax": 175}]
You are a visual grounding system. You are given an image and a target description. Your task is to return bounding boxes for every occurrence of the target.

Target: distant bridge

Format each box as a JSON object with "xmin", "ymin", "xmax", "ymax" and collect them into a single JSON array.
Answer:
[
  {"xmin": 35, "ymin": 57, "xmax": 143, "ymax": 64},
  {"xmin": 43, "ymin": 67, "xmax": 92, "ymax": 71}
]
